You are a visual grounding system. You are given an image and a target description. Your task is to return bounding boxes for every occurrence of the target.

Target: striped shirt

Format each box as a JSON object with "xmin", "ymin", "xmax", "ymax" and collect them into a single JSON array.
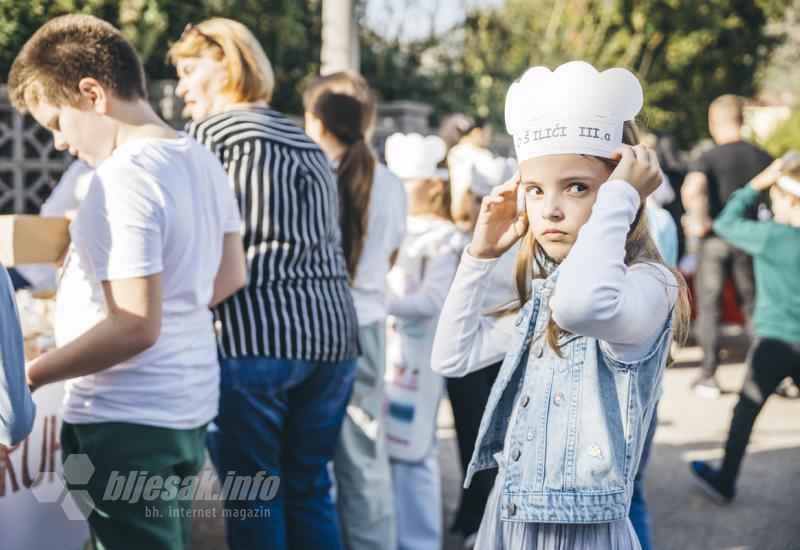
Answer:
[{"xmin": 189, "ymin": 108, "xmax": 358, "ymax": 362}]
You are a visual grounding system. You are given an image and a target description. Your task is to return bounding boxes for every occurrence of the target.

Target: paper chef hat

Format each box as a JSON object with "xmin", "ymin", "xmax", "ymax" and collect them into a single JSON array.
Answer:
[
  {"xmin": 505, "ymin": 61, "xmax": 643, "ymax": 162},
  {"xmin": 470, "ymin": 156, "xmax": 517, "ymax": 198},
  {"xmin": 385, "ymin": 133, "xmax": 448, "ymax": 180}
]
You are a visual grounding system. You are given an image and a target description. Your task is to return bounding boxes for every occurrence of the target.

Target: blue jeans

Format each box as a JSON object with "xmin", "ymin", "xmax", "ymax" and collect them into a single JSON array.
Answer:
[
  {"xmin": 207, "ymin": 356, "xmax": 357, "ymax": 550},
  {"xmin": 630, "ymin": 404, "xmax": 658, "ymax": 550}
]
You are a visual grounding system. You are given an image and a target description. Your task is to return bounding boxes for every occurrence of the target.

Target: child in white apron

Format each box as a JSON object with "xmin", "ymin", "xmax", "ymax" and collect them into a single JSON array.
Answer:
[{"xmin": 384, "ymin": 133, "xmax": 465, "ymax": 550}]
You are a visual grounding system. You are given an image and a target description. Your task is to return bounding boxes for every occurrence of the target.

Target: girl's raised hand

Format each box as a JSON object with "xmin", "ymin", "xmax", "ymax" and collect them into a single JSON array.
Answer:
[
  {"xmin": 608, "ymin": 145, "xmax": 662, "ymax": 203},
  {"xmin": 469, "ymin": 172, "xmax": 528, "ymax": 259},
  {"xmin": 749, "ymin": 158, "xmax": 783, "ymax": 192}
]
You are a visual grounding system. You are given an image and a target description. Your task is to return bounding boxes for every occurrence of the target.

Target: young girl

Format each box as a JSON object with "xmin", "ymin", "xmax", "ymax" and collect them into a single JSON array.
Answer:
[
  {"xmin": 303, "ymin": 72, "xmax": 407, "ymax": 550},
  {"xmin": 431, "ymin": 61, "xmax": 689, "ymax": 548},
  {"xmin": 382, "ymin": 132, "xmax": 462, "ymax": 550},
  {"xmin": 690, "ymin": 152, "xmax": 800, "ymax": 503}
]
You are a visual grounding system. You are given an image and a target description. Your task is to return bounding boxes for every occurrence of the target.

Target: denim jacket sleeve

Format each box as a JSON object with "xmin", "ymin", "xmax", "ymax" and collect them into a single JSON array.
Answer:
[{"xmin": 0, "ymin": 264, "xmax": 35, "ymax": 445}]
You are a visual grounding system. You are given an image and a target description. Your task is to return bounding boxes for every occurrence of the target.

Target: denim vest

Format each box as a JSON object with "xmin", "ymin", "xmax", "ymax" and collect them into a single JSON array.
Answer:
[{"xmin": 465, "ymin": 269, "xmax": 672, "ymax": 524}]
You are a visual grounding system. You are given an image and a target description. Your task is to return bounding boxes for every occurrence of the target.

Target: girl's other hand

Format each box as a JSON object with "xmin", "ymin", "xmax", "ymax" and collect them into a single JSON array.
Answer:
[
  {"xmin": 469, "ymin": 172, "xmax": 528, "ymax": 259},
  {"xmin": 609, "ymin": 145, "xmax": 662, "ymax": 203}
]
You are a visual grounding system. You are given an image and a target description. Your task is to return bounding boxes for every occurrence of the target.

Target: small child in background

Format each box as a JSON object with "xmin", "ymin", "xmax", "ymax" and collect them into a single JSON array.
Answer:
[
  {"xmin": 383, "ymin": 132, "xmax": 463, "ymax": 550},
  {"xmin": 690, "ymin": 152, "xmax": 800, "ymax": 503}
]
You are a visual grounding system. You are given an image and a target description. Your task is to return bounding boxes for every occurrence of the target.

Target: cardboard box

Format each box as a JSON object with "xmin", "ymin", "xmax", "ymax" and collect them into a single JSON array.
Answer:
[{"xmin": 0, "ymin": 215, "xmax": 70, "ymax": 266}]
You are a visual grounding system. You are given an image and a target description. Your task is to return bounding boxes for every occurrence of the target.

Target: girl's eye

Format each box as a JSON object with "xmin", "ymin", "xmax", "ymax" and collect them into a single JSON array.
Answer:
[
  {"xmin": 525, "ymin": 185, "xmax": 543, "ymax": 196},
  {"xmin": 567, "ymin": 182, "xmax": 589, "ymax": 193}
]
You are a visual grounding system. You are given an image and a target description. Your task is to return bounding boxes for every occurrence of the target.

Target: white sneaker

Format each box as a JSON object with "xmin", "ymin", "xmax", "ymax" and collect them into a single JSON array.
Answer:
[{"xmin": 692, "ymin": 376, "xmax": 721, "ymax": 399}]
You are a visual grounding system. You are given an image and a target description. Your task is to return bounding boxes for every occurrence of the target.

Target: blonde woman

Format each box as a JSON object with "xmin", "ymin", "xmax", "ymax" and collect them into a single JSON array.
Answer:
[{"xmin": 170, "ymin": 19, "xmax": 358, "ymax": 550}]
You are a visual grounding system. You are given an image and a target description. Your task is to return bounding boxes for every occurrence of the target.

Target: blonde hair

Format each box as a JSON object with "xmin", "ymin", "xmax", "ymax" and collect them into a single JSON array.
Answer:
[
  {"xmin": 511, "ymin": 121, "xmax": 690, "ymax": 357},
  {"xmin": 8, "ymin": 14, "xmax": 146, "ymax": 113},
  {"xmin": 168, "ymin": 18, "xmax": 275, "ymax": 104}
]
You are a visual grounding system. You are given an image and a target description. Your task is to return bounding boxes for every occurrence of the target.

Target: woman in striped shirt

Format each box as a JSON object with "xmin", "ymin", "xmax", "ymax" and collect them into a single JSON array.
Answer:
[{"xmin": 170, "ymin": 18, "xmax": 358, "ymax": 550}]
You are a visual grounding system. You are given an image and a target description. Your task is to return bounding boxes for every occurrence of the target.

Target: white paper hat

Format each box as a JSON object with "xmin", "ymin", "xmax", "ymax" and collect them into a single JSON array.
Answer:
[
  {"xmin": 385, "ymin": 133, "xmax": 448, "ymax": 180},
  {"xmin": 504, "ymin": 61, "xmax": 643, "ymax": 162},
  {"xmin": 470, "ymin": 156, "xmax": 517, "ymax": 198}
]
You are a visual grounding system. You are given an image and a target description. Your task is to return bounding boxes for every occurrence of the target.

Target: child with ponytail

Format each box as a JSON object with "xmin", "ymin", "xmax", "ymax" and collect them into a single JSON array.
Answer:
[{"xmin": 304, "ymin": 72, "xmax": 407, "ymax": 550}]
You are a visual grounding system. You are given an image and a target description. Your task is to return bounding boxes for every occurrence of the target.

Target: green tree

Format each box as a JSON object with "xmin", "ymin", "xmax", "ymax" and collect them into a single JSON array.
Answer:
[
  {"xmin": 761, "ymin": 106, "xmax": 800, "ymax": 156},
  {"xmin": 0, "ymin": 0, "xmax": 322, "ymax": 116},
  {"xmin": 362, "ymin": 0, "xmax": 790, "ymax": 147}
]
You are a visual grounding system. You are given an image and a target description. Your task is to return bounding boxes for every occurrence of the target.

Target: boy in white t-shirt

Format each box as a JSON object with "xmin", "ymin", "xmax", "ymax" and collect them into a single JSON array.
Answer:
[{"xmin": 9, "ymin": 15, "xmax": 246, "ymax": 548}]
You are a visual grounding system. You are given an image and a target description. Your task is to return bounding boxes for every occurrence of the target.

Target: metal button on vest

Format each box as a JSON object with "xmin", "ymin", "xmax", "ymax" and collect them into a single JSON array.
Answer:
[
  {"xmin": 521, "ymin": 394, "xmax": 530, "ymax": 407},
  {"xmin": 534, "ymin": 345, "xmax": 543, "ymax": 358},
  {"xmin": 506, "ymin": 502, "xmax": 516, "ymax": 515},
  {"xmin": 512, "ymin": 448, "xmax": 521, "ymax": 461}
]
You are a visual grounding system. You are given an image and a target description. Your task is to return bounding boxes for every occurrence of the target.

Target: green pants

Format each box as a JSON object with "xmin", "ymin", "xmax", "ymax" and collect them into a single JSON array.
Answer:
[{"xmin": 61, "ymin": 421, "xmax": 207, "ymax": 550}]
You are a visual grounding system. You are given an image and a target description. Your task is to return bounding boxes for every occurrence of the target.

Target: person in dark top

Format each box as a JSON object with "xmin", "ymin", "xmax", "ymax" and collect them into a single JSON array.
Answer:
[{"xmin": 681, "ymin": 94, "xmax": 773, "ymax": 398}]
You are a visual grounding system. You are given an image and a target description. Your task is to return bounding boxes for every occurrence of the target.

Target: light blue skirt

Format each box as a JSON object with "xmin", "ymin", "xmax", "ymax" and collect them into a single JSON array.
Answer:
[{"xmin": 474, "ymin": 453, "xmax": 642, "ymax": 550}]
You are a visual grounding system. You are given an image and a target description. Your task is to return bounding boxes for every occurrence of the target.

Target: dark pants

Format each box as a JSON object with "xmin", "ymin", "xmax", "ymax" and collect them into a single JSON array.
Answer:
[
  {"xmin": 718, "ymin": 338, "xmax": 800, "ymax": 487},
  {"xmin": 207, "ymin": 356, "xmax": 357, "ymax": 550},
  {"xmin": 61, "ymin": 421, "xmax": 208, "ymax": 550},
  {"xmin": 630, "ymin": 404, "xmax": 658, "ymax": 550},
  {"xmin": 695, "ymin": 236, "xmax": 756, "ymax": 377},
  {"xmin": 446, "ymin": 361, "xmax": 501, "ymax": 537}
]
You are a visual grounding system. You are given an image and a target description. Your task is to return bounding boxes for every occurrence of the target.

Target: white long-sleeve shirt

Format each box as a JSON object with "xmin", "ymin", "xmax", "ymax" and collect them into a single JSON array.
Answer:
[
  {"xmin": 387, "ymin": 216, "xmax": 463, "ymax": 320},
  {"xmin": 431, "ymin": 180, "xmax": 677, "ymax": 378}
]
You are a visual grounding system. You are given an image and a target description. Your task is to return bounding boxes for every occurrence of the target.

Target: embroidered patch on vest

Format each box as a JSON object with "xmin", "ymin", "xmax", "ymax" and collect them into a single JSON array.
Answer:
[
  {"xmin": 588, "ymin": 444, "xmax": 603, "ymax": 459},
  {"xmin": 526, "ymin": 428, "xmax": 535, "ymax": 441},
  {"xmin": 553, "ymin": 392, "xmax": 566, "ymax": 406}
]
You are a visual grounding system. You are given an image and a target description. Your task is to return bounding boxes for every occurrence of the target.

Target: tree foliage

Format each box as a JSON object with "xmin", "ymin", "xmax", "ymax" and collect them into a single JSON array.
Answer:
[
  {"xmin": 760, "ymin": 106, "xmax": 800, "ymax": 156},
  {"xmin": 0, "ymin": 0, "xmax": 323, "ymax": 115},
  {"xmin": 0, "ymin": 0, "xmax": 792, "ymax": 147},
  {"xmin": 361, "ymin": 0, "xmax": 791, "ymax": 146}
]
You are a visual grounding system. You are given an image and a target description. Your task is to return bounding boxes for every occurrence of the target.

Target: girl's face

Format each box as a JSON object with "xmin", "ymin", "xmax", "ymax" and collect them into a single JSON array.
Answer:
[
  {"xmin": 519, "ymin": 154, "xmax": 612, "ymax": 260},
  {"xmin": 175, "ymin": 56, "xmax": 230, "ymax": 119}
]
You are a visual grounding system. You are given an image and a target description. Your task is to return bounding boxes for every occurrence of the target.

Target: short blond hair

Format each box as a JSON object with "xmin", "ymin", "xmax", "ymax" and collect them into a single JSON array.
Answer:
[
  {"xmin": 8, "ymin": 14, "xmax": 146, "ymax": 113},
  {"xmin": 168, "ymin": 18, "xmax": 275, "ymax": 104}
]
